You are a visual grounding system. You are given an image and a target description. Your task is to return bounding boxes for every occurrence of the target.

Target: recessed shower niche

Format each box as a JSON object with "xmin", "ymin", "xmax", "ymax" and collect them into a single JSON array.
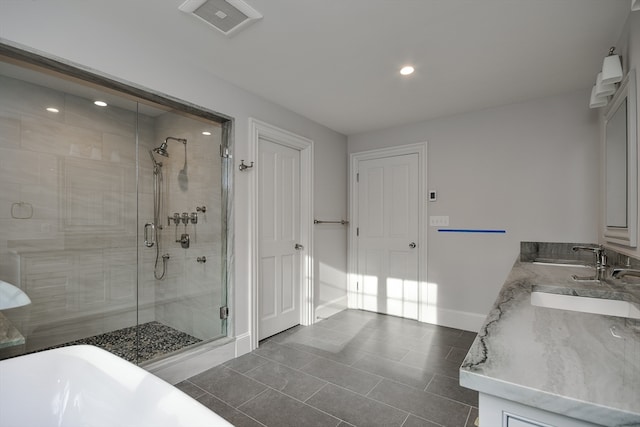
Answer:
[{"xmin": 0, "ymin": 47, "xmax": 232, "ymax": 365}]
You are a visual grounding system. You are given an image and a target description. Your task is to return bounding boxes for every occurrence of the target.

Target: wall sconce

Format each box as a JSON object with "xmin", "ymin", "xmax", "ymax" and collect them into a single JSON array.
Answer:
[
  {"xmin": 590, "ymin": 85, "xmax": 609, "ymax": 108},
  {"xmin": 589, "ymin": 47, "xmax": 623, "ymax": 109},
  {"xmin": 601, "ymin": 47, "xmax": 623, "ymax": 85},
  {"xmin": 595, "ymin": 72, "xmax": 616, "ymax": 97}
]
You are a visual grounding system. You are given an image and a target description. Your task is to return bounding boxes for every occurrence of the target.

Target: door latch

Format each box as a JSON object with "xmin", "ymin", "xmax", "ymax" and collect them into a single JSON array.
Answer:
[{"xmin": 294, "ymin": 243, "xmax": 304, "ymax": 250}]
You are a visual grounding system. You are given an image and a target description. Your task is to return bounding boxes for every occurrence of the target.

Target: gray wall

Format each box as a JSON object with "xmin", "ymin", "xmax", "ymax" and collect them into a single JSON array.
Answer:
[{"xmin": 349, "ymin": 90, "xmax": 600, "ymax": 327}]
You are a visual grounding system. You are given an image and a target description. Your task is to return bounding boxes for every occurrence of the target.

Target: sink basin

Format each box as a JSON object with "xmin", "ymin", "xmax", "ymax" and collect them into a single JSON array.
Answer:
[
  {"xmin": 0, "ymin": 345, "xmax": 232, "ymax": 427},
  {"xmin": 531, "ymin": 260, "xmax": 590, "ymax": 268},
  {"xmin": 531, "ymin": 291, "xmax": 640, "ymax": 319}
]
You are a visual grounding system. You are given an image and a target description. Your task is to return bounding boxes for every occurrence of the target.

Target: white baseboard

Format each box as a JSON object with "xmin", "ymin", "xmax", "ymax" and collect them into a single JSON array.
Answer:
[
  {"xmin": 315, "ymin": 295, "xmax": 348, "ymax": 321},
  {"xmin": 235, "ymin": 332, "xmax": 252, "ymax": 356},
  {"xmin": 421, "ymin": 306, "xmax": 485, "ymax": 332}
]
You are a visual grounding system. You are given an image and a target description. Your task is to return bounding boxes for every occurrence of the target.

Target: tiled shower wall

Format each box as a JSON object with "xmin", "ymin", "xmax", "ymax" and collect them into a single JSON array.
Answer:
[{"xmin": 0, "ymin": 73, "xmax": 223, "ymax": 352}]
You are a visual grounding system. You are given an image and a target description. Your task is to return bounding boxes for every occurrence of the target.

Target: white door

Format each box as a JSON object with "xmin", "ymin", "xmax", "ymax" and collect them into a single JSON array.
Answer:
[
  {"xmin": 258, "ymin": 137, "xmax": 301, "ymax": 340},
  {"xmin": 356, "ymin": 154, "xmax": 420, "ymax": 319}
]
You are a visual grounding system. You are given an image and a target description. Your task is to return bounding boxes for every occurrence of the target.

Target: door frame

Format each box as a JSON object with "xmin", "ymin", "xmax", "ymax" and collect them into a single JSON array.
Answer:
[
  {"xmin": 249, "ymin": 118, "xmax": 314, "ymax": 350},
  {"xmin": 348, "ymin": 142, "xmax": 428, "ymax": 319}
]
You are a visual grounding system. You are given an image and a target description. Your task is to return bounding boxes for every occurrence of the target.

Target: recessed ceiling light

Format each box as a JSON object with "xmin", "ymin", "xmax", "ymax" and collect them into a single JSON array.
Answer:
[
  {"xmin": 94, "ymin": 100, "xmax": 108, "ymax": 107},
  {"xmin": 202, "ymin": 131, "xmax": 212, "ymax": 136},
  {"xmin": 400, "ymin": 66, "xmax": 415, "ymax": 76},
  {"xmin": 46, "ymin": 107, "xmax": 59, "ymax": 113}
]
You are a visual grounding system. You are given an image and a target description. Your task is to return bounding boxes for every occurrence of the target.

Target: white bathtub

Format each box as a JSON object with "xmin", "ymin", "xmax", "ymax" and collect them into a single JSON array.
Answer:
[{"xmin": 0, "ymin": 345, "xmax": 232, "ymax": 427}]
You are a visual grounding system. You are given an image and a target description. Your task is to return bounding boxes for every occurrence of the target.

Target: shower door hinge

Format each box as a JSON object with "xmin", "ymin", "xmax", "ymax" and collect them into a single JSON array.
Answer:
[
  {"xmin": 356, "ymin": 172, "xmax": 359, "ymax": 183},
  {"xmin": 220, "ymin": 306, "xmax": 229, "ymax": 320},
  {"xmin": 357, "ymin": 227, "xmax": 359, "ymax": 236},
  {"xmin": 220, "ymin": 145, "xmax": 231, "ymax": 159}
]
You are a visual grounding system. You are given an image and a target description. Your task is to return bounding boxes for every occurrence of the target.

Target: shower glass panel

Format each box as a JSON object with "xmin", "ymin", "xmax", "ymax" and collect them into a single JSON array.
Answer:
[
  {"xmin": 138, "ymin": 109, "xmax": 227, "ymax": 363},
  {"xmin": 0, "ymin": 56, "xmax": 229, "ymax": 364}
]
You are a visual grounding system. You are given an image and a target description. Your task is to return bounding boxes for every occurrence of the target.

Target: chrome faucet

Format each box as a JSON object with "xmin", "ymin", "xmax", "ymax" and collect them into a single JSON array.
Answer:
[
  {"xmin": 611, "ymin": 268, "xmax": 640, "ymax": 280},
  {"xmin": 572, "ymin": 245, "xmax": 607, "ymax": 281}
]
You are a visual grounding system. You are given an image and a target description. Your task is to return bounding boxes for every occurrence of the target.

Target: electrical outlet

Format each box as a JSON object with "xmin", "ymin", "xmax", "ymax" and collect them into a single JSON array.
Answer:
[{"xmin": 429, "ymin": 216, "xmax": 449, "ymax": 227}]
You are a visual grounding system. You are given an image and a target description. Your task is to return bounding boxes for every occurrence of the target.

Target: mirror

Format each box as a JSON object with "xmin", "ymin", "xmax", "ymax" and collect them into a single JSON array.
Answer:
[{"xmin": 604, "ymin": 69, "xmax": 637, "ymax": 247}]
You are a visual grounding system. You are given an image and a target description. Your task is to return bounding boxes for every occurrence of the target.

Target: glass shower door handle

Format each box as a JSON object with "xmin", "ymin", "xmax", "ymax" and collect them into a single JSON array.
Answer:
[{"xmin": 144, "ymin": 223, "xmax": 156, "ymax": 247}]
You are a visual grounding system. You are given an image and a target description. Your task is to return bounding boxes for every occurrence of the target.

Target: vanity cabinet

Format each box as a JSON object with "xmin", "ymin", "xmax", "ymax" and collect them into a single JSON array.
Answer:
[{"xmin": 479, "ymin": 394, "xmax": 602, "ymax": 427}]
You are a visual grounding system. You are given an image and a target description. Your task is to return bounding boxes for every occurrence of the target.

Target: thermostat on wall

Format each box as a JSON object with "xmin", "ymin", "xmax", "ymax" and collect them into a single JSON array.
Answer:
[{"xmin": 428, "ymin": 190, "xmax": 437, "ymax": 201}]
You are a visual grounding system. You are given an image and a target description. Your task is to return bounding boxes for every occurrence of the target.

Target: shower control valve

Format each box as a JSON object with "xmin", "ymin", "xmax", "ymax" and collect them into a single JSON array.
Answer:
[
  {"xmin": 181, "ymin": 212, "xmax": 189, "ymax": 225},
  {"xmin": 171, "ymin": 212, "xmax": 181, "ymax": 225},
  {"xmin": 197, "ymin": 256, "xmax": 206, "ymax": 263},
  {"xmin": 190, "ymin": 212, "xmax": 198, "ymax": 224}
]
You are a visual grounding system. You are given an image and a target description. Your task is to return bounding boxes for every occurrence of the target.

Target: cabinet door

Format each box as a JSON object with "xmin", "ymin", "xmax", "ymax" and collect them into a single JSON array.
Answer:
[{"xmin": 505, "ymin": 413, "xmax": 551, "ymax": 427}]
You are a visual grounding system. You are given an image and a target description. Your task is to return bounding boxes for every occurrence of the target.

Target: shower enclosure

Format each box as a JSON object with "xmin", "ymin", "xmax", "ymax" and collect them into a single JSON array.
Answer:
[{"xmin": 0, "ymin": 48, "xmax": 232, "ymax": 365}]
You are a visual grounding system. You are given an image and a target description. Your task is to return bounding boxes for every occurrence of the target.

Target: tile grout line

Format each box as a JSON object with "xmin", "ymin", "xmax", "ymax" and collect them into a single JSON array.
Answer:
[
  {"xmin": 184, "ymin": 379, "xmax": 210, "ymax": 397},
  {"xmin": 250, "ymin": 385, "xmax": 349, "ymax": 426},
  {"xmin": 231, "ymin": 399, "xmax": 270, "ymax": 427},
  {"xmin": 321, "ymin": 381, "xmax": 412, "ymax": 423},
  {"xmin": 403, "ymin": 413, "xmax": 448, "ymax": 427},
  {"xmin": 233, "ymin": 359, "xmax": 333, "ymax": 404},
  {"xmin": 189, "ymin": 383, "xmax": 268, "ymax": 426},
  {"xmin": 463, "ymin": 405, "xmax": 473, "ymax": 427},
  {"xmin": 224, "ymin": 354, "xmax": 271, "ymax": 376},
  {"xmin": 303, "ymin": 381, "xmax": 330, "ymax": 403},
  {"xmin": 364, "ymin": 376, "xmax": 385, "ymax": 397},
  {"xmin": 399, "ymin": 412, "xmax": 411, "ymax": 427},
  {"xmin": 367, "ymin": 376, "xmax": 475, "ymax": 418},
  {"xmin": 233, "ymin": 385, "xmax": 271, "ymax": 409},
  {"xmin": 423, "ymin": 373, "xmax": 435, "ymax": 392}
]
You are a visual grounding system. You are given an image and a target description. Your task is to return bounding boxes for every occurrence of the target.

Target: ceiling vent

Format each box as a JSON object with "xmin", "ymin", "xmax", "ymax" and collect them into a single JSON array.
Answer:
[{"xmin": 179, "ymin": 0, "xmax": 262, "ymax": 37}]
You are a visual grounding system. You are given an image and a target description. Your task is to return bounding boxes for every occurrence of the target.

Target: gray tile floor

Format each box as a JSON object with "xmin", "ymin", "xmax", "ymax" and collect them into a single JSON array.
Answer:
[{"xmin": 177, "ymin": 309, "xmax": 479, "ymax": 427}]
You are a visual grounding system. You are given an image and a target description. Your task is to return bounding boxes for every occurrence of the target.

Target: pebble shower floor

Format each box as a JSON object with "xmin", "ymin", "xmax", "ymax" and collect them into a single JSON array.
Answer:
[{"xmin": 48, "ymin": 321, "xmax": 201, "ymax": 363}]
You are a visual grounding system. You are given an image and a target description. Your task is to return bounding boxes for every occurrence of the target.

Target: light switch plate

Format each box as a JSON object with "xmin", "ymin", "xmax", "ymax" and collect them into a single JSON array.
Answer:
[{"xmin": 429, "ymin": 216, "xmax": 449, "ymax": 226}]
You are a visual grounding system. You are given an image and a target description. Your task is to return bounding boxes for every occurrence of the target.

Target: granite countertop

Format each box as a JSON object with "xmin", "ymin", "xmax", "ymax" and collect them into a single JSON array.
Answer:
[{"xmin": 460, "ymin": 259, "xmax": 640, "ymax": 426}]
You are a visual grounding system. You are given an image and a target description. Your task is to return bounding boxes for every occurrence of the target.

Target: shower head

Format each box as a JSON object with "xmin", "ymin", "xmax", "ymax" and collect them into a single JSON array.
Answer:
[
  {"xmin": 152, "ymin": 137, "xmax": 187, "ymax": 158},
  {"xmin": 153, "ymin": 142, "xmax": 169, "ymax": 157}
]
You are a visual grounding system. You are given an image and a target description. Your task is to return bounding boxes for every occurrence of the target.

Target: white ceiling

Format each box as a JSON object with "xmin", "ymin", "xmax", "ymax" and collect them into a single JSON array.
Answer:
[
  {"xmin": 174, "ymin": 0, "xmax": 631, "ymax": 135},
  {"xmin": 5, "ymin": 0, "xmax": 633, "ymax": 136}
]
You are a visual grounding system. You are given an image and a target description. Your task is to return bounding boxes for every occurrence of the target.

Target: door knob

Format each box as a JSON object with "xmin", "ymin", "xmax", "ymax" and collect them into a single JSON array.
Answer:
[
  {"xmin": 409, "ymin": 242, "xmax": 417, "ymax": 249},
  {"xmin": 294, "ymin": 243, "xmax": 304, "ymax": 250}
]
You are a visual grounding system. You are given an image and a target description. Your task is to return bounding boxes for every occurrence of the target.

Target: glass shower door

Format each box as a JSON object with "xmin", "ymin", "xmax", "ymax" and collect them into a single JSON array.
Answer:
[{"xmin": 136, "ymin": 107, "xmax": 227, "ymax": 363}]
